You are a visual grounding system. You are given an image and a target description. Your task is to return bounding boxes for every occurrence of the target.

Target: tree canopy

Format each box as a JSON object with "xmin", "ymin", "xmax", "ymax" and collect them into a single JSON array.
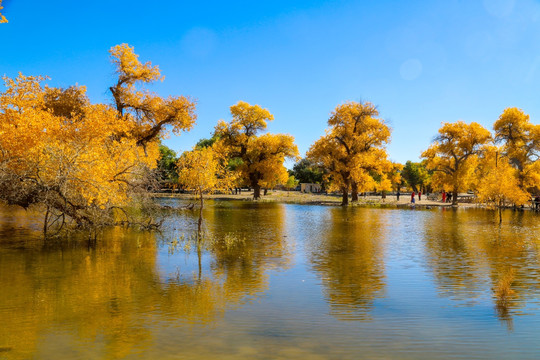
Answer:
[
  {"xmin": 213, "ymin": 101, "xmax": 299, "ymax": 199},
  {"xmin": 493, "ymin": 107, "xmax": 540, "ymax": 193},
  {"xmin": 307, "ymin": 101, "xmax": 392, "ymax": 205},
  {"xmin": 422, "ymin": 121, "xmax": 491, "ymax": 205},
  {"xmin": 0, "ymin": 45, "xmax": 196, "ymax": 232}
]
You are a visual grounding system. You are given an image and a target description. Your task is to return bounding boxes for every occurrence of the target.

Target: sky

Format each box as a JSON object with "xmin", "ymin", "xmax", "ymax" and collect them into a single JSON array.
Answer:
[{"xmin": 1, "ymin": 0, "xmax": 540, "ymax": 165}]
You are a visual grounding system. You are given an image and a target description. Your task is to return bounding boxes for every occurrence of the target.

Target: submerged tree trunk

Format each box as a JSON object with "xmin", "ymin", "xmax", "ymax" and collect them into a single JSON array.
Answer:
[
  {"xmin": 198, "ymin": 191, "xmax": 204, "ymax": 239},
  {"xmin": 43, "ymin": 206, "xmax": 50, "ymax": 237},
  {"xmin": 351, "ymin": 181, "xmax": 358, "ymax": 202},
  {"xmin": 499, "ymin": 198, "xmax": 503, "ymax": 224}
]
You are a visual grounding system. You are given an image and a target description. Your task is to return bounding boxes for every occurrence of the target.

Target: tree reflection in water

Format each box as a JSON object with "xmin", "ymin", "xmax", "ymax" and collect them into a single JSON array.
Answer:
[
  {"xmin": 307, "ymin": 207, "xmax": 387, "ymax": 320},
  {"xmin": 0, "ymin": 202, "xmax": 292, "ymax": 359},
  {"xmin": 422, "ymin": 208, "xmax": 540, "ymax": 330}
]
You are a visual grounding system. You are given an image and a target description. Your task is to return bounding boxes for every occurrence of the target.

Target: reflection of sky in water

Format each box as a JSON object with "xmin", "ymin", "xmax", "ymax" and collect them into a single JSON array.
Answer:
[{"xmin": 1, "ymin": 202, "xmax": 540, "ymax": 358}]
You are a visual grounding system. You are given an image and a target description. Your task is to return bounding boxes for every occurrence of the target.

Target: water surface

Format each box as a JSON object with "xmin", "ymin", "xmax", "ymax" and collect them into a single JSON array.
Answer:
[{"xmin": 1, "ymin": 202, "xmax": 540, "ymax": 359}]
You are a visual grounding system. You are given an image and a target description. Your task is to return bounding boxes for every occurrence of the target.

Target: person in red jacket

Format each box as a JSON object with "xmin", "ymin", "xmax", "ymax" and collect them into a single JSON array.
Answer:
[
  {"xmin": 442, "ymin": 191, "xmax": 446, "ymax": 203},
  {"xmin": 411, "ymin": 191, "xmax": 416, "ymax": 204}
]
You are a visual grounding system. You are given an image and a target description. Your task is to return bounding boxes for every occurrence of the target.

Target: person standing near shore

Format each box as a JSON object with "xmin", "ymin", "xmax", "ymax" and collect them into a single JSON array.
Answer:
[
  {"xmin": 411, "ymin": 191, "xmax": 416, "ymax": 204},
  {"xmin": 418, "ymin": 191, "xmax": 422, "ymax": 201},
  {"xmin": 442, "ymin": 191, "xmax": 446, "ymax": 203}
]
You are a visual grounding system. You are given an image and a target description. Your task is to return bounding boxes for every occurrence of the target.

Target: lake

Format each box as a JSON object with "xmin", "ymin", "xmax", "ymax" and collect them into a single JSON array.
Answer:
[{"xmin": 1, "ymin": 200, "xmax": 540, "ymax": 359}]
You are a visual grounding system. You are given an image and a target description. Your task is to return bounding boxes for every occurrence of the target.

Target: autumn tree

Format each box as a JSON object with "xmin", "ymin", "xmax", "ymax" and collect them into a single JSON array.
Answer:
[
  {"xmin": 177, "ymin": 146, "xmax": 233, "ymax": 237},
  {"xmin": 493, "ymin": 107, "xmax": 540, "ymax": 194},
  {"xmin": 213, "ymin": 101, "xmax": 299, "ymax": 199},
  {"xmin": 475, "ymin": 146, "xmax": 529, "ymax": 222},
  {"xmin": 373, "ymin": 162, "xmax": 403, "ymax": 199},
  {"xmin": 109, "ymin": 44, "xmax": 196, "ymax": 149},
  {"xmin": 307, "ymin": 101, "xmax": 392, "ymax": 205},
  {"xmin": 0, "ymin": 45, "xmax": 196, "ymax": 233},
  {"xmin": 422, "ymin": 121, "xmax": 491, "ymax": 205}
]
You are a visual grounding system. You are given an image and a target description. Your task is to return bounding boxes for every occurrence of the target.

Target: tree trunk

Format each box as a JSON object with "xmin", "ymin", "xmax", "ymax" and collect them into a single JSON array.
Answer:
[
  {"xmin": 253, "ymin": 184, "xmax": 261, "ymax": 200},
  {"xmin": 452, "ymin": 188, "xmax": 458, "ymax": 206},
  {"xmin": 351, "ymin": 181, "xmax": 358, "ymax": 202},
  {"xmin": 43, "ymin": 206, "xmax": 50, "ymax": 237},
  {"xmin": 499, "ymin": 198, "xmax": 503, "ymax": 224},
  {"xmin": 198, "ymin": 192, "xmax": 204, "ymax": 239},
  {"xmin": 341, "ymin": 187, "xmax": 349, "ymax": 206},
  {"xmin": 264, "ymin": 188, "xmax": 268, "ymax": 196}
]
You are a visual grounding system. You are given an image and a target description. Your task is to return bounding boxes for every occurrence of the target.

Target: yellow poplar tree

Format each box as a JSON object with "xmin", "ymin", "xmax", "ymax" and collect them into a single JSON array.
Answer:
[
  {"xmin": 177, "ymin": 146, "xmax": 234, "ymax": 237},
  {"xmin": 475, "ymin": 146, "xmax": 530, "ymax": 222},
  {"xmin": 0, "ymin": 45, "xmax": 196, "ymax": 232},
  {"xmin": 307, "ymin": 101, "xmax": 392, "ymax": 205},
  {"xmin": 214, "ymin": 101, "xmax": 299, "ymax": 199},
  {"xmin": 109, "ymin": 44, "xmax": 196, "ymax": 149},
  {"xmin": 493, "ymin": 107, "xmax": 540, "ymax": 194},
  {"xmin": 422, "ymin": 121, "xmax": 491, "ymax": 205}
]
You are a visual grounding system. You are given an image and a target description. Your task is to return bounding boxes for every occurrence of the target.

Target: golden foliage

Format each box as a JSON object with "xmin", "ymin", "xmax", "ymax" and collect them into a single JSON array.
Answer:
[
  {"xmin": 0, "ymin": 45, "xmax": 196, "ymax": 229},
  {"xmin": 214, "ymin": 101, "xmax": 298, "ymax": 199},
  {"xmin": 422, "ymin": 121, "xmax": 491, "ymax": 203},
  {"xmin": 475, "ymin": 146, "xmax": 529, "ymax": 207},
  {"xmin": 109, "ymin": 44, "xmax": 197, "ymax": 147},
  {"xmin": 177, "ymin": 146, "xmax": 234, "ymax": 195},
  {"xmin": 307, "ymin": 101, "xmax": 392, "ymax": 204},
  {"xmin": 494, "ymin": 107, "xmax": 540, "ymax": 193}
]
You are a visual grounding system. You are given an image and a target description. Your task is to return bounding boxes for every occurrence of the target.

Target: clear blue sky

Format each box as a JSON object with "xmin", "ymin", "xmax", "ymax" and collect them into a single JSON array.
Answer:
[{"xmin": 1, "ymin": 0, "xmax": 539, "ymax": 165}]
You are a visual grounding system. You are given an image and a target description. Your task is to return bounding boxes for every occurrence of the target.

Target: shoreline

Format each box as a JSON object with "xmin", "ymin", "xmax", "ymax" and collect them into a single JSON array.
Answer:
[{"xmin": 151, "ymin": 190, "xmax": 498, "ymax": 209}]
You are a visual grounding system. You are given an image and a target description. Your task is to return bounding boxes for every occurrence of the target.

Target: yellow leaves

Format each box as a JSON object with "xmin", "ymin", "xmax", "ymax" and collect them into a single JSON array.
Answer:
[
  {"xmin": 177, "ymin": 146, "xmax": 234, "ymax": 194},
  {"xmin": 493, "ymin": 107, "xmax": 540, "ymax": 193},
  {"xmin": 422, "ymin": 121, "xmax": 490, "ymax": 195},
  {"xmin": 0, "ymin": 66, "xmax": 168, "ymax": 217},
  {"xmin": 426, "ymin": 121, "xmax": 491, "ymax": 162},
  {"xmin": 109, "ymin": 44, "xmax": 197, "ymax": 146},
  {"xmin": 213, "ymin": 102, "xmax": 298, "ymax": 196},
  {"xmin": 476, "ymin": 152, "xmax": 529, "ymax": 207},
  {"xmin": 229, "ymin": 101, "xmax": 273, "ymax": 136},
  {"xmin": 109, "ymin": 44, "xmax": 161, "ymax": 84},
  {"xmin": 308, "ymin": 101, "xmax": 392, "ymax": 197},
  {"xmin": 0, "ymin": 0, "xmax": 7, "ymax": 23}
]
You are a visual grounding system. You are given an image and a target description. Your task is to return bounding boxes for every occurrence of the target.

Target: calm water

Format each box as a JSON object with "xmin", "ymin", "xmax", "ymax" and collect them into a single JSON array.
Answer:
[{"xmin": 1, "ymin": 201, "xmax": 540, "ymax": 359}]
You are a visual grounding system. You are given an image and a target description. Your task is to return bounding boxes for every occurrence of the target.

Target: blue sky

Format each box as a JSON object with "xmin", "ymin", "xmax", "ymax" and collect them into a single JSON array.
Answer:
[{"xmin": 1, "ymin": 0, "xmax": 539, "ymax": 165}]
